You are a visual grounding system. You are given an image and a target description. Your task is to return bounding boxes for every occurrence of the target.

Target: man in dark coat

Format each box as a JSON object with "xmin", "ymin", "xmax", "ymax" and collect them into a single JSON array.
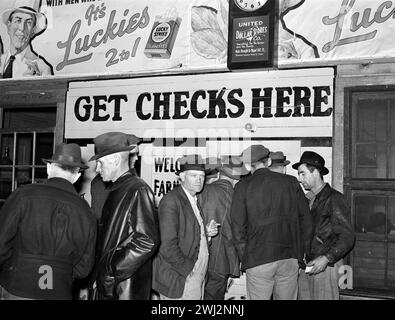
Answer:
[
  {"xmin": 199, "ymin": 155, "xmax": 247, "ymax": 300},
  {"xmin": 152, "ymin": 154, "xmax": 219, "ymax": 300},
  {"xmin": 230, "ymin": 145, "xmax": 313, "ymax": 300},
  {"xmin": 0, "ymin": 143, "xmax": 96, "ymax": 300},
  {"xmin": 89, "ymin": 132, "xmax": 159, "ymax": 300},
  {"xmin": 293, "ymin": 151, "xmax": 355, "ymax": 300}
]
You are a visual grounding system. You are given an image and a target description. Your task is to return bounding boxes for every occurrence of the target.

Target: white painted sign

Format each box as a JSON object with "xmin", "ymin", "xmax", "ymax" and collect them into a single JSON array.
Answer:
[
  {"xmin": 278, "ymin": 0, "xmax": 395, "ymax": 64},
  {"xmin": 65, "ymin": 68, "xmax": 334, "ymax": 139}
]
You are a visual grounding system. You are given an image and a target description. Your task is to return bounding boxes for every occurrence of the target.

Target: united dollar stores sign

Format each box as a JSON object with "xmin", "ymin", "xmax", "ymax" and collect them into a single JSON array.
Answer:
[{"xmin": 65, "ymin": 68, "xmax": 334, "ymax": 139}]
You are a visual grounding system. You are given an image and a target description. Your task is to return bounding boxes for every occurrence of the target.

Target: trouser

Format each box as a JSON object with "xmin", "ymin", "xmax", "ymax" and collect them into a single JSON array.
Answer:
[
  {"xmin": 298, "ymin": 263, "xmax": 340, "ymax": 300},
  {"xmin": 246, "ymin": 258, "xmax": 299, "ymax": 300},
  {"xmin": 0, "ymin": 284, "xmax": 33, "ymax": 300},
  {"xmin": 159, "ymin": 272, "xmax": 206, "ymax": 300},
  {"xmin": 204, "ymin": 270, "xmax": 228, "ymax": 300}
]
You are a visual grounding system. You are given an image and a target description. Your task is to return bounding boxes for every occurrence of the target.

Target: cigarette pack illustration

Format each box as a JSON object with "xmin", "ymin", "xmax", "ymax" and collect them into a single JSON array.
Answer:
[{"xmin": 144, "ymin": 8, "xmax": 182, "ymax": 59}]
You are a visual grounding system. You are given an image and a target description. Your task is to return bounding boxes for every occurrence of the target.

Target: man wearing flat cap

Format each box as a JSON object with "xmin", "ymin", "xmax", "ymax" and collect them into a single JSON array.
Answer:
[
  {"xmin": 292, "ymin": 151, "xmax": 355, "ymax": 300},
  {"xmin": 1, "ymin": 0, "xmax": 53, "ymax": 78},
  {"xmin": 199, "ymin": 155, "xmax": 247, "ymax": 300},
  {"xmin": 0, "ymin": 143, "xmax": 96, "ymax": 299},
  {"xmin": 230, "ymin": 145, "xmax": 312, "ymax": 300},
  {"xmin": 89, "ymin": 132, "xmax": 159, "ymax": 300},
  {"xmin": 152, "ymin": 154, "xmax": 219, "ymax": 300}
]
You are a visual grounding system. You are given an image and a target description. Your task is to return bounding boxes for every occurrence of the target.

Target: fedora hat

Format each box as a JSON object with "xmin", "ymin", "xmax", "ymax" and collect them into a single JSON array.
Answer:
[
  {"xmin": 2, "ymin": 0, "xmax": 47, "ymax": 35},
  {"xmin": 204, "ymin": 157, "xmax": 221, "ymax": 178},
  {"xmin": 42, "ymin": 143, "xmax": 88, "ymax": 169},
  {"xmin": 89, "ymin": 132, "xmax": 139, "ymax": 161},
  {"xmin": 292, "ymin": 151, "xmax": 329, "ymax": 175},
  {"xmin": 269, "ymin": 151, "xmax": 290, "ymax": 166},
  {"xmin": 176, "ymin": 154, "xmax": 205, "ymax": 175},
  {"xmin": 218, "ymin": 155, "xmax": 249, "ymax": 180},
  {"xmin": 239, "ymin": 145, "xmax": 270, "ymax": 164}
]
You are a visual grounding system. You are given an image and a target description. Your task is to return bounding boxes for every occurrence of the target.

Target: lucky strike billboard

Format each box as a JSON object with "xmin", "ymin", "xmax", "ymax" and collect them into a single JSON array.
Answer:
[{"xmin": 0, "ymin": 0, "xmax": 228, "ymax": 79}]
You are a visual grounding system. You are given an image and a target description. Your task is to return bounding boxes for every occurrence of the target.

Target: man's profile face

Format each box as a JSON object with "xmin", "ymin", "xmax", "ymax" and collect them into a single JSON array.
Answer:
[
  {"xmin": 7, "ymin": 10, "xmax": 36, "ymax": 52},
  {"xmin": 180, "ymin": 170, "xmax": 205, "ymax": 195},
  {"xmin": 297, "ymin": 164, "xmax": 316, "ymax": 191},
  {"xmin": 95, "ymin": 154, "xmax": 117, "ymax": 182},
  {"xmin": 129, "ymin": 146, "xmax": 139, "ymax": 168}
]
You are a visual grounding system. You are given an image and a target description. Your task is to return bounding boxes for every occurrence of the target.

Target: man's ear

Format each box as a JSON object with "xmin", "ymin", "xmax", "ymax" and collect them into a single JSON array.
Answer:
[
  {"xmin": 113, "ymin": 153, "xmax": 121, "ymax": 166},
  {"xmin": 72, "ymin": 172, "xmax": 82, "ymax": 184},
  {"xmin": 179, "ymin": 172, "xmax": 185, "ymax": 182},
  {"xmin": 244, "ymin": 163, "xmax": 252, "ymax": 172},
  {"xmin": 46, "ymin": 163, "xmax": 52, "ymax": 177},
  {"xmin": 266, "ymin": 157, "xmax": 272, "ymax": 167}
]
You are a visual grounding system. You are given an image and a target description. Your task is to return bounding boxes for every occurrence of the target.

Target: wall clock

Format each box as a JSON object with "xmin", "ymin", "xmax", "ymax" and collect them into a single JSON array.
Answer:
[{"xmin": 234, "ymin": 0, "xmax": 268, "ymax": 12}]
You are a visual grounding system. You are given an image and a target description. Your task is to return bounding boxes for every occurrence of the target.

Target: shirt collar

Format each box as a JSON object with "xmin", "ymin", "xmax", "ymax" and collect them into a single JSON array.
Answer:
[
  {"xmin": 5, "ymin": 47, "xmax": 29, "ymax": 63},
  {"xmin": 181, "ymin": 185, "xmax": 197, "ymax": 204},
  {"xmin": 312, "ymin": 182, "xmax": 327, "ymax": 196}
]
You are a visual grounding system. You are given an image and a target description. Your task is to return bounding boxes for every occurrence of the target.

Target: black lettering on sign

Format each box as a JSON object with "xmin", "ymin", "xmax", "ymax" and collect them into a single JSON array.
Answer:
[
  {"xmin": 173, "ymin": 91, "xmax": 190, "ymax": 120},
  {"xmin": 153, "ymin": 92, "xmax": 171, "ymax": 120},
  {"xmin": 154, "ymin": 179, "xmax": 181, "ymax": 197},
  {"xmin": 136, "ymin": 93, "xmax": 151, "ymax": 120},
  {"xmin": 154, "ymin": 157, "xmax": 180, "ymax": 173},
  {"xmin": 250, "ymin": 88, "xmax": 273, "ymax": 118},
  {"xmin": 227, "ymin": 89, "xmax": 244, "ymax": 118},
  {"xmin": 313, "ymin": 86, "xmax": 333, "ymax": 116},
  {"xmin": 292, "ymin": 87, "xmax": 311, "ymax": 117},
  {"xmin": 190, "ymin": 91, "xmax": 207, "ymax": 119},
  {"xmin": 207, "ymin": 88, "xmax": 227, "ymax": 119},
  {"xmin": 74, "ymin": 96, "xmax": 92, "ymax": 121},
  {"xmin": 275, "ymin": 87, "xmax": 293, "ymax": 118}
]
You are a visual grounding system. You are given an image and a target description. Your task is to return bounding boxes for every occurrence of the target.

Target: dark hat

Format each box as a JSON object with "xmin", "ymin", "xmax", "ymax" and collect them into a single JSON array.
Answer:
[
  {"xmin": 176, "ymin": 154, "xmax": 205, "ymax": 175},
  {"xmin": 204, "ymin": 157, "xmax": 221, "ymax": 178},
  {"xmin": 239, "ymin": 145, "xmax": 270, "ymax": 164},
  {"xmin": 270, "ymin": 151, "xmax": 290, "ymax": 166},
  {"xmin": 218, "ymin": 155, "xmax": 249, "ymax": 180},
  {"xmin": 89, "ymin": 132, "xmax": 139, "ymax": 161},
  {"xmin": 42, "ymin": 143, "xmax": 88, "ymax": 169},
  {"xmin": 292, "ymin": 151, "xmax": 329, "ymax": 175},
  {"xmin": 127, "ymin": 134, "xmax": 142, "ymax": 147}
]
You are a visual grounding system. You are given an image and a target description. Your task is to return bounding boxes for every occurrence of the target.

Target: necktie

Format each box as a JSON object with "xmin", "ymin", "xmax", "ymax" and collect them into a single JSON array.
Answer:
[{"xmin": 3, "ymin": 55, "xmax": 15, "ymax": 79}]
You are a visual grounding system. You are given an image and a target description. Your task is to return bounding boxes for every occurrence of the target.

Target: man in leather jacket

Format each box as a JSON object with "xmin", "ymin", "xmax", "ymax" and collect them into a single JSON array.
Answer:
[
  {"xmin": 293, "ymin": 151, "xmax": 355, "ymax": 300},
  {"xmin": 89, "ymin": 132, "xmax": 159, "ymax": 300}
]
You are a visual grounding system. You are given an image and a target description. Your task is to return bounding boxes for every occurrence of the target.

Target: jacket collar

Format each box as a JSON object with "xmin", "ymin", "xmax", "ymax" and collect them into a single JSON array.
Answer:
[
  {"xmin": 310, "ymin": 183, "xmax": 331, "ymax": 212},
  {"xmin": 211, "ymin": 178, "xmax": 233, "ymax": 189},
  {"xmin": 44, "ymin": 177, "xmax": 78, "ymax": 195},
  {"xmin": 109, "ymin": 168, "xmax": 137, "ymax": 191},
  {"xmin": 252, "ymin": 168, "xmax": 271, "ymax": 176}
]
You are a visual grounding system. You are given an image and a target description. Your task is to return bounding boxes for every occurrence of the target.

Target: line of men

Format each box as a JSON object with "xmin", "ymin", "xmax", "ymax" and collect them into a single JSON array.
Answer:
[{"xmin": 0, "ymin": 131, "xmax": 355, "ymax": 300}]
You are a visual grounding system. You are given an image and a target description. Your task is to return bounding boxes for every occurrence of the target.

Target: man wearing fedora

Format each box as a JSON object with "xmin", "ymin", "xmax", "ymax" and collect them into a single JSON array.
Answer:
[
  {"xmin": 199, "ymin": 155, "xmax": 247, "ymax": 300},
  {"xmin": 230, "ymin": 145, "xmax": 312, "ymax": 300},
  {"xmin": 152, "ymin": 154, "xmax": 219, "ymax": 300},
  {"xmin": 269, "ymin": 151, "xmax": 291, "ymax": 174},
  {"xmin": 90, "ymin": 134, "xmax": 142, "ymax": 222},
  {"xmin": 292, "ymin": 151, "xmax": 355, "ymax": 300},
  {"xmin": 89, "ymin": 132, "xmax": 159, "ymax": 300},
  {"xmin": 0, "ymin": 143, "xmax": 96, "ymax": 299},
  {"xmin": 203, "ymin": 157, "xmax": 221, "ymax": 185},
  {"xmin": 1, "ymin": 0, "xmax": 53, "ymax": 78}
]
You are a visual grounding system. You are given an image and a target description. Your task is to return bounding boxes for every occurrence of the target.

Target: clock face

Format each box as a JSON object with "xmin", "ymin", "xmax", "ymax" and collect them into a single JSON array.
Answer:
[{"xmin": 234, "ymin": 0, "xmax": 268, "ymax": 12}]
